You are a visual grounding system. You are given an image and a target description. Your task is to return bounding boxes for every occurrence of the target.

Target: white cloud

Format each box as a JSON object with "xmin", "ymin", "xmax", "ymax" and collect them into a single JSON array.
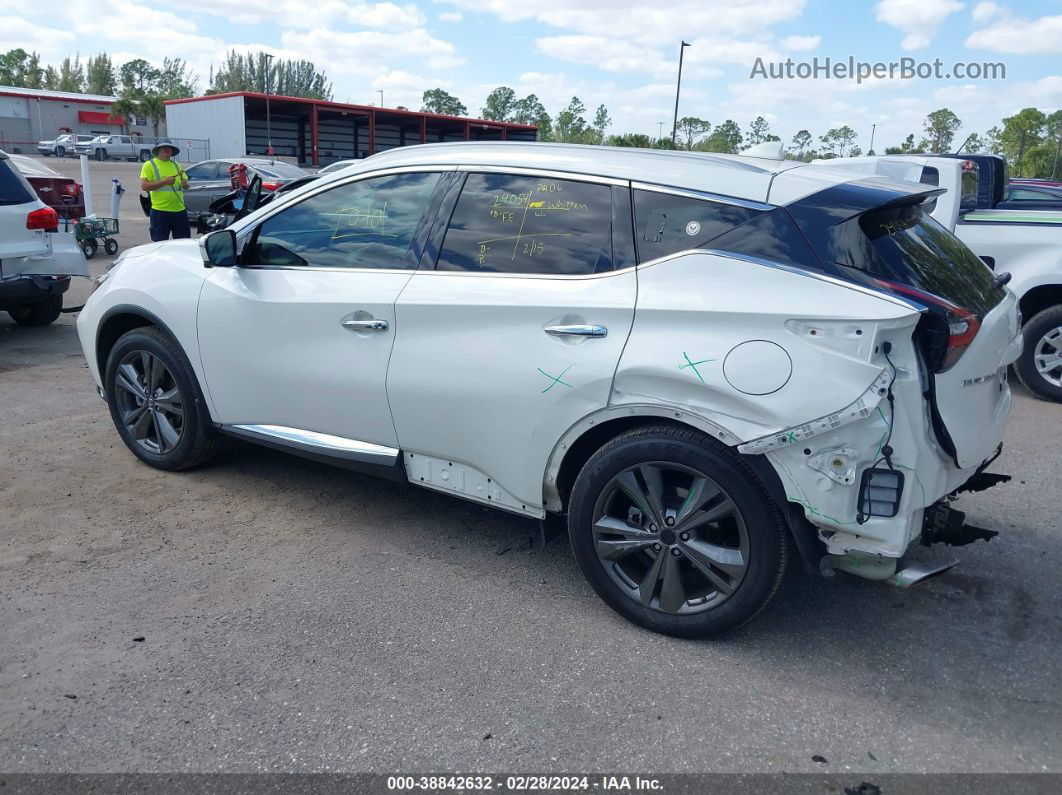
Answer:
[
  {"xmin": 440, "ymin": 0, "xmax": 806, "ymax": 46},
  {"xmin": 197, "ymin": 1, "xmax": 426, "ymax": 31},
  {"xmin": 780, "ymin": 35, "xmax": 821, "ymax": 51},
  {"xmin": 875, "ymin": 0, "xmax": 964, "ymax": 50},
  {"xmin": 966, "ymin": 12, "xmax": 1062, "ymax": 54},
  {"xmin": 971, "ymin": 1, "xmax": 1000, "ymax": 22},
  {"xmin": 439, "ymin": 11, "xmax": 463, "ymax": 22},
  {"xmin": 0, "ymin": 16, "xmax": 74, "ymax": 61}
]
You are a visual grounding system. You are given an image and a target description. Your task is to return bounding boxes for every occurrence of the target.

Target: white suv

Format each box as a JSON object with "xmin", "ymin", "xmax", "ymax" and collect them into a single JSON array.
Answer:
[{"xmin": 76, "ymin": 143, "xmax": 1020, "ymax": 636}]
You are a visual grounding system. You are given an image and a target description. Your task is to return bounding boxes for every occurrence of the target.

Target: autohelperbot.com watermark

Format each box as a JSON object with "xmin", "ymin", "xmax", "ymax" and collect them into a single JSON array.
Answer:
[{"xmin": 750, "ymin": 56, "xmax": 1006, "ymax": 83}]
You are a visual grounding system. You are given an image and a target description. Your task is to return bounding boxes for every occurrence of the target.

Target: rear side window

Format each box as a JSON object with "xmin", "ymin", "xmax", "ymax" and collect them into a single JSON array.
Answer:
[
  {"xmin": 837, "ymin": 203, "xmax": 1003, "ymax": 315},
  {"xmin": 633, "ymin": 189, "xmax": 762, "ymax": 262},
  {"xmin": 0, "ymin": 159, "xmax": 33, "ymax": 206},
  {"xmin": 436, "ymin": 173, "xmax": 613, "ymax": 275},
  {"xmin": 707, "ymin": 208, "xmax": 822, "ymax": 272}
]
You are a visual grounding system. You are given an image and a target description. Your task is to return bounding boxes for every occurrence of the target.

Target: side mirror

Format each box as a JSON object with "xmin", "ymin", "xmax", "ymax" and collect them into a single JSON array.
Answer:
[{"xmin": 200, "ymin": 229, "xmax": 237, "ymax": 268}]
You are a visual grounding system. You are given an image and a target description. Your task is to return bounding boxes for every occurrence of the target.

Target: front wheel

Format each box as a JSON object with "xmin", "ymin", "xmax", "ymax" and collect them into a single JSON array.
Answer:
[
  {"xmin": 1015, "ymin": 305, "xmax": 1062, "ymax": 402},
  {"xmin": 95, "ymin": 148, "xmax": 106, "ymax": 161},
  {"xmin": 104, "ymin": 237, "xmax": 119, "ymax": 255},
  {"xmin": 8, "ymin": 295, "xmax": 62, "ymax": 326},
  {"xmin": 56, "ymin": 146, "xmax": 65, "ymax": 157},
  {"xmin": 139, "ymin": 150, "xmax": 151, "ymax": 162},
  {"xmin": 568, "ymin": 425, "xmax": 787, "ymax": 638},
  {"xmin": 105, "ymin": 327, "xmax": 219, "ymax": 470},
  {"xmin": 80, "ymin": 238, "xmax": 98, "ymax": 259}
]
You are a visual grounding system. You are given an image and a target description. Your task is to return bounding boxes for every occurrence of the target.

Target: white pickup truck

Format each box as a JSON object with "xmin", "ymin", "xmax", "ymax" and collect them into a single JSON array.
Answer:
[
  {"xmin": 74, "ymin": 134, "xmax": 154, "ymax": 162},
  {"xmin": 811, "ymin": 153, "xmax": 1062, "ymax": 402}
]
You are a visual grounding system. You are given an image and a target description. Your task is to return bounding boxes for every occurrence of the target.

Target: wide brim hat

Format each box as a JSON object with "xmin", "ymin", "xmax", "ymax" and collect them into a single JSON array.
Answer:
[{"xmin": 151, "ymin": 139, "xmax": 180, "ymax": 157}]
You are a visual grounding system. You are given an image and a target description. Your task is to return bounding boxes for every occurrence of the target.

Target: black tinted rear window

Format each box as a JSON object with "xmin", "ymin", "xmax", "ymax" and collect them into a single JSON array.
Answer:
[
  {"xmin": 634, "ymin": 189, "xmax": 762, "ymax": 261},
  {"xmin": 0, "ymin": 159, "xmax": 33, "ymax": 205},
  {"xmin": 837, "ymin": 202, "xmax": 1003, "ymax": 315}
]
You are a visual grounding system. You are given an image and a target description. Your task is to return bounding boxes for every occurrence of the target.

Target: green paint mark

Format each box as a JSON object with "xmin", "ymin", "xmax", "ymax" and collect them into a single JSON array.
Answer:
[
  {"xmin": 538, "ymin": 364, "xmax": 574, "ymax": 393},
  {"xmin": 785, "ymin": 431, "xmax": 798, "ymax": 445},
  {"xmin": 677, "ymin": 352, "xmax": 714, "ymax": 384}
]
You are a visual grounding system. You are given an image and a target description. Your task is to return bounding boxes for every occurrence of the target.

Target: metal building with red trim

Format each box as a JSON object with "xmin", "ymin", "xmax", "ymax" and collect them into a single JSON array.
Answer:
[{"xmin": 164, "ymin": 92, "xmax": 537, "ymax": 167}]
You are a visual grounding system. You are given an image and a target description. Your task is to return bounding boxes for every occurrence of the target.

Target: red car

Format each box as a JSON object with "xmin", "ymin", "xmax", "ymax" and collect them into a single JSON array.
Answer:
[{"xmin": 7, "ymin": 154, "xmax": 85, "ymax": 220}]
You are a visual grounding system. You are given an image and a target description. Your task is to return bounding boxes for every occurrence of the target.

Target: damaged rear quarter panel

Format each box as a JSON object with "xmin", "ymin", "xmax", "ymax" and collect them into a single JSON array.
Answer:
[{"xmin": 610, "ymin": 251, "xmax": 939, "ymax": 555}]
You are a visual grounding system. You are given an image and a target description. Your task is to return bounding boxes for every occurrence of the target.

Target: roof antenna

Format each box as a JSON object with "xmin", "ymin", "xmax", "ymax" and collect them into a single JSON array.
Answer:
[{"xmin": 954, "ymin": 133, "xmax": 973, "ymax": 155}]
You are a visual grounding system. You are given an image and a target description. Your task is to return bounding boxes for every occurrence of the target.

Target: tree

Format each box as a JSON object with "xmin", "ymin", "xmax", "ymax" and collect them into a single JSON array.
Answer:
[
  {"xmin": 553, "ymin": 96, "xmax": 590, "ymax": 143},
  {"xmin": 1045, "ymin": 110, "xmax": 1062, "ymax": 179},
  {"xmin": 1000, "ymin": 108, "xmax": 1046, "ymax": 176},
  {"xmin": 108, "ymin": 93, "xmax": 139, "ymax": 134},
  {"xmin": 819, "ymin": 126, "xmax": 857, "ymax": 157},
  {"xmin": 0, "ymin": 49, "xmax": 44, "ymax": 88},
  {"xmin": 156, "ymin": 57, "xmax": 197, "ymax": 98},
  {"xmin": 42, "ymin": 66, "xmax": 59, "ymax": 90},
  {"xmin": 745, "ymin": 116, "xmax": 772, "ymax": 146},
  {"xmin": 962, "ymin": 132, "xmax": 985, "ymax": 154},
  {"xmin": 606, "ymin": 133, "xmax": 653, "ymax": 148},
  {"xmin": 120, "ymin": 58, "xmax": 160, "ymax": 98},
  {"xmin": 985, "ymin": 126, "xmax": 1003, "ymax": 155},
  {"xmin": 85, "ymin": 53, "xmax": 116, "ymax": 95},
  {"xmin": 481, "ymin": 86, "xmax": 516, "ymax": 121},
  {"xmin": 790, "ymin": 129, "xmax": 812, "ymax": 159},
  {"xmin": 675, "ymin": 116, "xmax": 710, "ymax": 150},
  {"xmin": 590, "ymin": 104, "xmax": 611, "ymax": 145},
  {"xmin": 208, "ymin": 51, "xmax": 329, "ymax": 100},
  {"xmin": 421, "ymin": 87, "xmax": 467, "ymax": 116},
  {"xmin": 140, "ymin": 94, "xmax": 166, "ymax": 136},
  {"xmin": 921, "ymin": 108, "xmax": 961, "ymax": 152},
  {"xmin": 702, "ymin": 119, "xmax": 743, "ymax": 153},
  {"xmin": 511, "ymin": 94, "xmax": 551, "ymax": 140},
  {"xmin": 57, "ymin": 55, "xmax": 84, "ymax": 93}
]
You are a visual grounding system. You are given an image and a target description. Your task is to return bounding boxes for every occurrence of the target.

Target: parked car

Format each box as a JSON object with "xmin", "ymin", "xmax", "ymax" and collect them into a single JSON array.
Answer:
[
  {"xmin": 318, "ymin": 159, "xmax": 359, "ymax": 175},
  {"xmin": 7, "ymin": 154, "xmax": 85, "ymax": 220},
  {"xmin": 814, "ymin": 153, "xmax": 1062, "ymax": 403},
  {"xmin": 75, "ymin": 134, "xmax": 153, "ymax": 161},
  {"xmin": 997, "ymin": 183, "xmax": 1062, "ymax": 210},
  {"xmin": 181, "ymin": 158, "xmax": 310, "ymax": 217},
  {"xmin": 0, "ymin": 149, "xmax": 89, "ymax": 325},
  {"xmin": 76, "ymin": 142, "xmax": 1018, "ymax": 637},
  {"xmin": 37, "ymin": 134, "xmax": 96, "ymax": 158}
]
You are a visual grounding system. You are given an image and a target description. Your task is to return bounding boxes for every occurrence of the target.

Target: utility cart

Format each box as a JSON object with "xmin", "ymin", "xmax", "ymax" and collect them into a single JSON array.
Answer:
[{"xmin": 72, "ymin": 217, "xmax": 119, "ymax": 259}]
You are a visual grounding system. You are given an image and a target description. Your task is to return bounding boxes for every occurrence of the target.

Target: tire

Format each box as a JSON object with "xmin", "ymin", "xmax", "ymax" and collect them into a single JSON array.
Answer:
[
  {"xmin": 81, "ymin": 238, "xmax": 98, "ymax": 259},
  {"xmin": 104, "ymin": 238, "xmax": 119, "ymax": 256},
  {"xmin": 568, "ymin": 425, "xmax": 788, "ymax": 638},
  {"xmin": 56, "ymin": 146, "xmax": 65, "ymax": 157},
  {"xmin": 8, "ymin": 295, "xmax": 62, "ymax": 326},
  {"xmin": 104, "ymin": 327, "xmax": 219, "ymax": 471},
  {"xmin": 1015, "ymin": 305, "xmax": 1062, "ymax": 402},
  {"xmin": 95, "ymin": 148, "xmax": 106, "ymax": 161},
  {"xmin": 139, "ymin": 150, "xmax": 151, "ymax": 162}
]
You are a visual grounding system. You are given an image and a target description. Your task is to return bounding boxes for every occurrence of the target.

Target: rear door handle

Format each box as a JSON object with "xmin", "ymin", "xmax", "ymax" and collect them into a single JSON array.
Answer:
[
  {"xmin": 342, "ymin": 318, "xmax": 389, "ymax": 332},
  {"xmin": 545, "ymin": 324, "xmax": 607, "ymax": 338}
]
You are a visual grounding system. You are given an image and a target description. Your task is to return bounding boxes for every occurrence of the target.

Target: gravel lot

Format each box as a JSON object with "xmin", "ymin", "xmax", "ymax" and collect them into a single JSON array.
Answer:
[{"xmin": 1, "ymin": 156, "xmax": 1061, "ymax": 774}]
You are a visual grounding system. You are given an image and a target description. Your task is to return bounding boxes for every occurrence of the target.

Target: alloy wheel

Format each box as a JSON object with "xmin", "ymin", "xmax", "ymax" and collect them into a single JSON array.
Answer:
[
  {"xmin": 113, "ymin": 350, "xmax": 185, "ymax": 455},
  {"xmin": 591, "ymin": 462, "xmax": 749, "ymax": 615},
  {"xmin": 1034, "ymin": 325, "xmax": 1062, "ymax": 388}
]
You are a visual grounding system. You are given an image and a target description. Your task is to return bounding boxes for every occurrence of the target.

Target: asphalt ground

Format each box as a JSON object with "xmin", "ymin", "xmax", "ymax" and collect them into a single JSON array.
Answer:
[{"xmin": 1, "ymin": 156, "xmax": 1060, "ymax": 774}]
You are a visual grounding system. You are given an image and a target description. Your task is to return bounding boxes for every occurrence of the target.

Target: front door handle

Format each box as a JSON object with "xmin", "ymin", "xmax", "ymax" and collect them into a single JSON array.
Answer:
[
  {"xmin": 545, "ymin": 324, "xmax": 607, "ymax": 338},
  {"xmin": 342, "ymin": 318, "xmax": 389, "ymax": 332}
]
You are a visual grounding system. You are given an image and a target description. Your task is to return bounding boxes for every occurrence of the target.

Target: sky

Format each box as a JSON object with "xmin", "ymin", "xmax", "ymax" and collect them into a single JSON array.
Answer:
[{"xmin": 2, "ymin": 0, "xmax": 1062, "ymax": 151}]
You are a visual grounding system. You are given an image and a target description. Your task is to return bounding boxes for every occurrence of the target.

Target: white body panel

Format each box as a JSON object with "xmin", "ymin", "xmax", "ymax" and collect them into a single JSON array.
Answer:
[
  {"xmin": 197, "ymin": 267, "xmax": 411, "ymax": 448},
  {"xmin": 388, "ymin": 268, "xmax": 637, "ymax": 512},
  {"xmin": 0, "ymin": 150, "xmax": 49, "ymax": 261}
]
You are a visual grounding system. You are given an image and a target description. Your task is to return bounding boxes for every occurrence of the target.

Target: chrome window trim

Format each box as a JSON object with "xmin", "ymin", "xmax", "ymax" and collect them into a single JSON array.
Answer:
[
  {"xmin": 406, "ymin": 265, "xmax": 635, "ymax": 281},
  {"xmin": 454, "ymin": 164, "xmax": 628, "ymax": 187},
  {"xmin": 630, "ymin": 180, "xmax": 774, "ymax": 211},
  {"xmin": 226, "ymin": 424, "xmax": 400, "ymax": 464}
]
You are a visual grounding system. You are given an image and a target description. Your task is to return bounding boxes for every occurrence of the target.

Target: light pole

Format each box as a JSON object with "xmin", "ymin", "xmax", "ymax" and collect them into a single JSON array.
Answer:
[
  {"xmin": 263, "ymin": 53, "xmax": 275, "ymax": 156},
  {"xmin": 657, "ymin": 121, "xmax": 664, "ymax": 140},
  {"xmin": 671, "ymin": 40, "xmax": 690, "ymax": 147},
  {"xmin": 869, "ymin": 123, "xmax": 876, "ymax": 155},
  {"xmin": 378, "ymin": 90, "xmax": 384, "ymax": 108}
]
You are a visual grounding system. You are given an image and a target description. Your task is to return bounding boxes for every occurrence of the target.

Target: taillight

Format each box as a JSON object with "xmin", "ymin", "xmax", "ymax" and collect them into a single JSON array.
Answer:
[
  {"xmin": 26, "ymin": 206, "xmax": 59, "ymax": 232},
  {"xmin": 871, "ymin": 277, "xmax": 981, "ymax": 371},
  {"xmin": 261, "ymin": 181, "xmax": 281, "ymax": 191}
]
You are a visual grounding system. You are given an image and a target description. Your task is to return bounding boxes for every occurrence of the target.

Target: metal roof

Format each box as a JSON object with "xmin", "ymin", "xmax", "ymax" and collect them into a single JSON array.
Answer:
[{"xmin": 0, "ymin": 85, "xmax": 117, "ymax": 103}]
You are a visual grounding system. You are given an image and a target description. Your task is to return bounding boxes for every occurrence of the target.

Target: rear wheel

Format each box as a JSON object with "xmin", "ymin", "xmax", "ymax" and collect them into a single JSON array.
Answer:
[
  {"xmin": 80, "ymin": 238, "xmax": 98, "ymax": 259},
  {"xmin": 8, "ymin": 295, "xmax": 62, "ymax": 326},
  {"xmin": 139, "ymin": 150, "xmax": 151, "ymax": 162},
  {"xmin": 568, "ymin": 425, "xmax": 787, "ymax": 637},
  {"xmin": 104, "ymin": 238, "xmax": 119, "ymax": 256},
  {"xmin": 1015, "ymin": 305, "xmax": 1062, "ymax": 402},
  {"xmin": 105, "ymin": 327, "xmax": 219, "ymax": 470}
]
